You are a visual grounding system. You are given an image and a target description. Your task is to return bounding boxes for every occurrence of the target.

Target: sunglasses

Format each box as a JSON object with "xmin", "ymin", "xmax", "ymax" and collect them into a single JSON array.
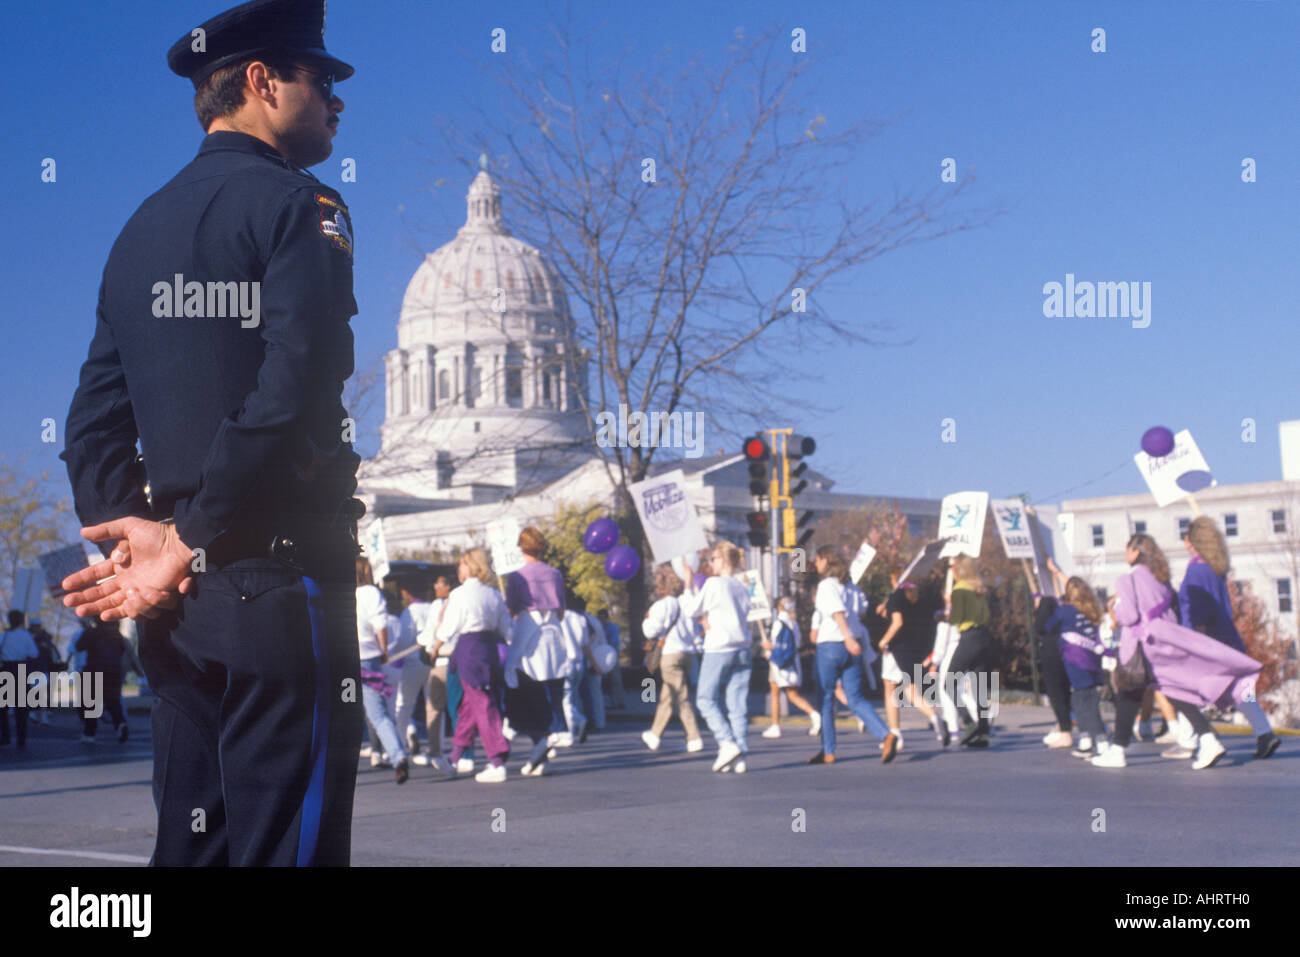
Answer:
[{"xmin": 296, "ymin": 67, "xmax": 336, "ymax": 102}]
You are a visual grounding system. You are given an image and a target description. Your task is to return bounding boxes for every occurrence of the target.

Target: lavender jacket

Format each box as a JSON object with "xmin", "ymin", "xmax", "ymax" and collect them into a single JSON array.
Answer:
[{"xmin": 1114, "ymin": 563, "xmax": 1259, "ymax": 708}]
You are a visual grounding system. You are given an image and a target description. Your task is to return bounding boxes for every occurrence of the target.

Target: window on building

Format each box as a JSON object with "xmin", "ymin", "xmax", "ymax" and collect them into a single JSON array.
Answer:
[
  {"xmin": 506, "ymin": 366, "xmax": 523, "ymax": 406},
  {"xmin": 1091, "ymin": 524, "xmax": 1104, "ymax": 547},
  {"xmin": 1224, "ymin": 514, "xmax": 1238, "ymax": 538},
  {"xmin": 438, "ymin": 369, "xmax": 450, "ymax": 401},
  {"xmin": 1272, "ymin": 509, "xmax": 1287, "ymax": 534},
  {"xmin": 468, "ymin": 366, "xmax": 482, "ymax": 402},
  {"xmin": 474, "ymin": 421, "xmax": 481, "ymax": 434},
  {"xmin": 1178, "ymin": 517, "xmax": 1190, "ymax": 539},
  {"xmin": 1133, "ymin": 520, "xmax": 1146, "ymax": 536},
  {"xmin": 1279, "ymin": 579, "xmax": 1293, "ymax": 615},
  {"xmin": 542, "ymin": 372, "xmax": 553, "ymax": 406}
]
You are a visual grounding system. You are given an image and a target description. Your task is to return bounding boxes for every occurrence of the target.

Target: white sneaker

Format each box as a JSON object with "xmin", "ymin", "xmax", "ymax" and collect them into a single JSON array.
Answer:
[
  {"xmin": 809, "ymin": 712, "xmax": 822, "ymax": 736},
  {"xmin": 1192, "ymin": 735, "xmax": 1227, "ymax": 770},
  {"xmin": 1078, "ymin": 735, "xmax": 1093, "ymax": 752},
  {"xmin": 641, "ymin": 730, "xmax": 661, "ymax": 751},
  {"xmin": 520, "ymin": 761, "xmax": 546, "ymax": 777},
  {"xmin": 1091, "ymin": 745, "xmax": 1127, "ymax": 768},
  {"xmin": 712, "ymin": 741, "xmax": 742, "ymax": 772},
  {"xmin": 501, "ymin": 719, "xmax": 516, "ymax": 741},
  {"xmin": 431, "ymin": 756, "xmax": 455, "ymax": 777},
  {"xmin": 732, "ymin": 759, "xmax": 747, "ymax": 774},
  {"xmin": 1044, "ymin": 731, "xmax": 1073, "ymax": 749},
  {"xmin": 1042, "ymin": 731, "xmax": 1057, "ymax": 745},
  {"xmin": 890, "ymin": 731, "xmax": 904, "ymax": 753},
  {"xmin": 359, "ymin": 745, "xmax": 373, "ymax": 758},
  {"xmin": 547, "ymin": 747, "xmax": 558, "ymax": 759},
  {"xmin": 761, "ymin": 725, "xmax": 782, "ymax": 739},
  {"xmin": 455, "ymin": 757, "xmax": 475, "ymax": 775},
  {"xmin": 552, "ymin": 732, "xmax": 574, "ymax": 748},
  {"xmin": 686, "ymin": 738, "xmax": 704, "ymax": 753},
  {"xmin": 1154, "ymin": 728, "xmax": 1178, "ymax": 744},
  {"xmin": 411, "ymin": 752, "xmax": 432, "ymax": 766},
  {"xmin": 370, "ymin": 753, "xmax": 386, "ymax": 768},
  {"xmin": 474, "ymin": 764, "xmax": 507, "ymax": 783},
  {"xmin": 856, "ymin": 718, "xmax": 866, "ymax": 734}
]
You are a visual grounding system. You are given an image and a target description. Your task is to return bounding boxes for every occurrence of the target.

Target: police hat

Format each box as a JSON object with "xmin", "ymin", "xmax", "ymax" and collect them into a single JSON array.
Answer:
[{"xmin": 168, "ymin": 0, "xmax": 354, "ymax": 87}]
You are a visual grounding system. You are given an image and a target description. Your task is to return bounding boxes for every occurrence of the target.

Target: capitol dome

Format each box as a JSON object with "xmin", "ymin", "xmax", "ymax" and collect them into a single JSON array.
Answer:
[{"xmin": 366, "ymin": 164, "xmax": 592, "ymax": 497}]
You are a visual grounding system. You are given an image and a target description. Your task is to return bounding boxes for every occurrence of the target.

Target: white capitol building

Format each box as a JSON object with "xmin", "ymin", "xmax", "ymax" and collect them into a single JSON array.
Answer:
[{"xmin": 355, "ymin": 166, "xmax": 940, "ymax": 565}]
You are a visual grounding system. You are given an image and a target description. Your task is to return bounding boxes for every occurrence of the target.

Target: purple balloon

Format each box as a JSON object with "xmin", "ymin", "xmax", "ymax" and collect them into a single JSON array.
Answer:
[
  {"xmin": 583, "ymin": 517, "xmax": 620, "ymax": 554},
  {"xmin": 604, "ymin": 545, "xmax": 641, "ymax": 582},
  {"xmin": 1141, "ymin": 426, "xmax": 1175, "ymax": 458}
]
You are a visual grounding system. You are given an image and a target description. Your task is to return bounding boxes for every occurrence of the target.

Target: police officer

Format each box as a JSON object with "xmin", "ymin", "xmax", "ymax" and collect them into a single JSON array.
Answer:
[{"xmin": 59, "ymin": 0, "xmax": 365, "ymax": 866}]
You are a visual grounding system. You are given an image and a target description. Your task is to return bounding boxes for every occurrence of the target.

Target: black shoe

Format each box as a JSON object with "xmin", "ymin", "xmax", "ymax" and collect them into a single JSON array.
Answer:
[
  {"xmin": 959, "ymin": 723, "xmax": 983, "ymax": 746},
  {"xmin": 578, "ymin": 727, "xmax": 590, "ymax": 745},
  {"xmin": 963, "ymin": 734, "xmax": 989, "ymax": 748},
  {"xmin": 937, "ymin": 723, "xmax": 951, "ymax": 748},
  {"xmin": 395, "ymin": 760, "xmax": 410, "ymax": 785},
  {"xmin": 1255, "ymin": 732, "xmax": 1280, "ymax": 759},
  {"xmin": 807, "ymin": 751, "xmax": 835, "ymax": 764},
  {"xmin": 117, "ymin": 723, "xmax": 129, "ymax": 744}
]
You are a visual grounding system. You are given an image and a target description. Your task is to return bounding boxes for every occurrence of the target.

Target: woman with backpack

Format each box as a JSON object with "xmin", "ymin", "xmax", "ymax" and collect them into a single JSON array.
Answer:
[
  {"xmin": 641, "ymin": 564, "xmax": 705, "ymax": 753},
  {"xmin": 808, "ymin": 545, "xmax": 896, "ymax": 765},
  {"xmin": 760, "ymin": 596, "xmax": 820, "ymax": 739}
]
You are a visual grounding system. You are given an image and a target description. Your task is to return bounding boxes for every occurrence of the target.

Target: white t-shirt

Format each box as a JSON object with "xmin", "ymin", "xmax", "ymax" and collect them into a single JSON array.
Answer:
[
  {"xmin": 694, "ymin": 575, "xmax": 752, "ymax": 653},
  {"xmin": 506, "ymin": 610, "xmax": 570, "ymax": 685},
  {"xmin": 812, "ymin": 578, "xmax": 851, "ymax": 644},
  {"xmin": 400, "ymin": 600, "xmax": 431, "ymax": 654},
  {"xmin": 434, "ymin": 579, "xmax": 510, "ymax": 647},
  {"xmin": 417, "ymin": 597, "xmax": 452, "ymax": 661},
  {"xmin": 643, "ymin": 595, "xmax": 700, "ymax": 655},
  {"xmin": 356, "ymin": 585, "xmax": 388, "ymax": 660}
]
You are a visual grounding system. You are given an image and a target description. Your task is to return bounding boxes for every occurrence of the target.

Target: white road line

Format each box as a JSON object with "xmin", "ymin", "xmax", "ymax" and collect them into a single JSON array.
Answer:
[{"xmin": 0, "ymin": 844, "xmax": 149, "ymax": 864}]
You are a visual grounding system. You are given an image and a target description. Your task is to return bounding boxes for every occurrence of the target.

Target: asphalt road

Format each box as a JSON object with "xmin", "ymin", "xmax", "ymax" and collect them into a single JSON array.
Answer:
[{"xmin": 1, "ymin": 700, "xmax": 1296, "ymax": 866}]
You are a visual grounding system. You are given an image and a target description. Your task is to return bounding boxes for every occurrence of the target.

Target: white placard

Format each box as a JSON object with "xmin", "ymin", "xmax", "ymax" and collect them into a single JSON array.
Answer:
[
  {"xmin": 360, "ymin": 519, "xmax": 390, "ymax": 584},
  {"xmin": 628, "ymin": 470, "xmax": 708, "ymax": 565},
  {"xmin": 485, "ymin": 518, "xmax": 527, "ymax": 576},
  {"xmin": 990, "ymin": 499, "xmax": 1036, "ymax": 560},
  {"xmin": 899, "ymin": 539, "xmax": 946, "ymax": 585},
  {"xmin": 938, "ymin": 491, "xmax": 989, "ymax": 558},
  {"xmin": 737, "ymin": 569, "xmax": 772, "ymax": 622},
  {"xmin": 37, "ymin": 545, "xmax": 93, "ymax": 596},
  {"xmin": 848, "ymin": 540, "xmax": 878, "ymax": 584},
  {"xmin": 1134, "ymin": 429, "xmax": 1216, "ymax": 507},
  {"xmin": 1027, "ymin": 504, "xmax": 1076, "ymax": 595},
  {"xmin": 12, "ymin": 568, "xmax": 43, "ymax": 614}
]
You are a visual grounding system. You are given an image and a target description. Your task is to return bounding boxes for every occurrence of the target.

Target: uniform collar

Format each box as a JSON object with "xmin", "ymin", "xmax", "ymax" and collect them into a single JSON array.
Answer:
[{"xmin": 198, "ymin": 130, "xmax": 293, "ymax": 167}]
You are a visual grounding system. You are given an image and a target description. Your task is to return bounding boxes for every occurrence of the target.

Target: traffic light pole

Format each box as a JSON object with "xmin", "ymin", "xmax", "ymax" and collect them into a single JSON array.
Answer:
[{"xmin": 765, "ymin": 428, "xmax": 792, "ymax": 606}]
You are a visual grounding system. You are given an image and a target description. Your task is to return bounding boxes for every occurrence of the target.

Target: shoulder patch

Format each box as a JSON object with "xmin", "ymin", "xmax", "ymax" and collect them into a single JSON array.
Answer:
[{"xmin": 315, "ymin": 192, "xmax": 353, "ymax": 258}]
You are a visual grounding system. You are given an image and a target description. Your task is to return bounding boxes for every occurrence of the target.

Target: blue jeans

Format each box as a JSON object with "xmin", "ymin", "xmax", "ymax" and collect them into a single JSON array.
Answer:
[
  {"xmin": 361, "ymin": 656, "xmax": 407, "ymax": 764},
  {"xmin": 580, "ymin": 671, "xmax": 606, "ymax": 730},
  {"xmin": 816, "ymin": 643, "xmax": 889, "ymax": 755},
  {"xmin": 696, "ymin": 648, "xmax": 752, "ymax": 751}
]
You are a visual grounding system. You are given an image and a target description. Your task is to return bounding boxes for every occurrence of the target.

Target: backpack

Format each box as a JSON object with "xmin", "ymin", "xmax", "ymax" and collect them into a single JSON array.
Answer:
[{"xmin": 770, "ymin": 620, "xmax": 797, "ymax": 670}]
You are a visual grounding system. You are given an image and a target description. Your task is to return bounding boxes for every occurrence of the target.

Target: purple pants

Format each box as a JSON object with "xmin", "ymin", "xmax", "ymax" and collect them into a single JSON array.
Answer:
[{"xmin": 450, "ymin": 685, "xmax": 509, "ymax": 766}]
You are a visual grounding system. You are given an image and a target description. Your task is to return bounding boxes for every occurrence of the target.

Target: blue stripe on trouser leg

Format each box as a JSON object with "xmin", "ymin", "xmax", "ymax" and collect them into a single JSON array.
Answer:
[{"xmin": 297, "ymin": 575, "xmax": 330, "ymax": 866}]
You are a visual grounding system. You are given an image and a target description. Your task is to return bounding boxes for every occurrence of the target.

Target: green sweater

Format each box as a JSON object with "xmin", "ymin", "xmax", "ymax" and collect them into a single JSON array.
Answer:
[{"xmin": 950, "ymin": 581, "xmax": 989, "ymax": 632}]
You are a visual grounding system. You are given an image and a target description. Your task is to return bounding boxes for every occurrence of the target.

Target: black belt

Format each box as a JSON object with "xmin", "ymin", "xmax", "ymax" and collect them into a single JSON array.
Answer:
[{"xmin": 196, "ymin": 499, "xmax": 365, "ymax": 573}]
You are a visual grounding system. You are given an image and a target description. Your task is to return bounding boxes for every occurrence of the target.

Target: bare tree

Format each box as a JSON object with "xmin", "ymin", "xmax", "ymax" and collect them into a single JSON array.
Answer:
[{"xmin": 419, "ymin": 21, "xmax": 1000, "ymax": 651}]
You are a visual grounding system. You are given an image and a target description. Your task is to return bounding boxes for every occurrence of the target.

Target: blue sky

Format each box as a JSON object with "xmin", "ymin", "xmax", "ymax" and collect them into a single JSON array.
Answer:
[{"xmin": 2, "ymin": 0, "xmax": 1297, "ymax": 516}]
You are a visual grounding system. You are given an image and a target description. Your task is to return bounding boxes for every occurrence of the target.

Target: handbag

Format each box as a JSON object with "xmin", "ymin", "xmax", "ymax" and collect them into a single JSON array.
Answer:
[
  {"xmin": 1112, "ymin": 595, "xmax": 1164, "ymax": 692},
  {"xmin": 644, "ymin": 602, "xmax": 680, "ymax": 674}
]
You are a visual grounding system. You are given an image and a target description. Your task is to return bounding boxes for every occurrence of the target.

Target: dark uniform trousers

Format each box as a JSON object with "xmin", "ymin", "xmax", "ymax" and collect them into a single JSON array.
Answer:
[{"xmin": 140, "ymin": 546, "xmax": 362, "ymax": 866}]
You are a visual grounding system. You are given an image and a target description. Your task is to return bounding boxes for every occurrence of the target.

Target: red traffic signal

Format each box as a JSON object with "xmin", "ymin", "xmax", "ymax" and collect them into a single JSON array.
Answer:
[
  {"xmin": 743, "ymin": 436, "xmax": 769, "ymax": 460},
  {"xmin": 746, "ymin": 511, "xmax": 770, "ymax": 547}
]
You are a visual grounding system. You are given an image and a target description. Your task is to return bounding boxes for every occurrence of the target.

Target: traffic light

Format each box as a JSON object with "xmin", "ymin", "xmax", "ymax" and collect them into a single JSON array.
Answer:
[
  {"xmin": 746, "ymin": 510, "xmax": 770, "ymax": 548},
  {"xmin": 742, "ymin": 435, "xmax": 770, "ymax": 496},
  {"xmin": 781, "ymin": 433, "xmax": 816, "ymax": 549},
  {"xmin": 782, "ymin": 506, "xmax": 815, "ymax": 549}
]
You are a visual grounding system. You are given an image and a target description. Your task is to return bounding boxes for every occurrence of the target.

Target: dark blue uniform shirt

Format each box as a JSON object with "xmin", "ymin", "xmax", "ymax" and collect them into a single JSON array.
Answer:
[{"xmin": 62, "ymin": 131, "xmax": 359, "ymax": 554}]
